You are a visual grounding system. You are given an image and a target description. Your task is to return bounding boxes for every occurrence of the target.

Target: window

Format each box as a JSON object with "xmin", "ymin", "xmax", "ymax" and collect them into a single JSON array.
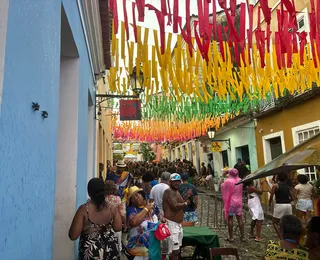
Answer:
[
  {"xmin": 292, "ymin": 121, "xmax": 320, "ymax": 180},
  {"xmin": 269, "ymin": 137, "xmax": 283, "ymax": 160},
  {"xmin": 297, "ymin": 127, "xmax": 320, "ymax": 180},
  {"xmin": 262, "ymin": 131, "xmax": 286, "ymax": 164},
  {"xmin": 296, "ymin": 8, "xmax": 310, "ymax": 50},
  {"xmin": 297, "ymin": 127, "xmax": 320, "ymax": 143},
  {"xmin": 298, "ymin": 17, "xmax": 305, "ymax": 30},
  {"xmin": 0, "ymin": 0, "xmax": 9, "ymax": 110}
]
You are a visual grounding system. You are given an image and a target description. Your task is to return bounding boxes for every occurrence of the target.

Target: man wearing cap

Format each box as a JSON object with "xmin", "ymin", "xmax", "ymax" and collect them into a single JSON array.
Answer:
[
  {"xmin": 149, "ymin": 172, "xmax": 171, "ymax": 214},
  {"xmin": 106, "ymin": 160, "xmax": 133, "ymax": 202},
  {"xmin": 163, "ymin": 173, "xmax": 191, "ymax": 260}
]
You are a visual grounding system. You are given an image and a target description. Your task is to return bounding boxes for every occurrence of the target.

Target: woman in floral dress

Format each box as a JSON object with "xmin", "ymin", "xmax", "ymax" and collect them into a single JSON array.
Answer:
[{"xmin": 69, "ymin": 178, "xmax": 122, "ymax": 260}]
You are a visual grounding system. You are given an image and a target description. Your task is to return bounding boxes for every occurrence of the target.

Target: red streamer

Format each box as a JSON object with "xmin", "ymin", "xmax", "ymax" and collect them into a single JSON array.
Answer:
[
  {"xmin": 282, "ymin": 11, "xmax": 289, "ymax": 54},
  {"xmin": 239, "ymin": 3, "xmax": 246, "ymax": 65},
  {"xmin": 317, "ymin": 0, "xmax": 320, "ymax": 35},
  {"xmin": 145, "ymin": 4, "xmax": 165, "ymax": 54},
  {"xmin": 218, "ymin": 0, "xmax": 226, "ymax": 9},
  {"xmin": 309, "ymin": 0, "xmax": 318, "ymax": 67},
  {"xmin": 275, "ymin": 32, "xmax": 282, "ymax": 69},
  {"xmin": 230, "ymin": 0, "xmax": 236, "ymax": 17},
  {"xmin": 218, "ymin": 25, "xmax": 225, "ymax": 62},
  {"xmin": 239, "ymin": 3, "xmax": 246, "ymax": 49},
  {"xmin": 194, "ymin": 21, "xmax": 210, "ymax": 62},
  {"xmin": 161, "ymin": 0, "xmax": 167, "ymax": 15},
  {"xmin": 316, "ymin": 35, "xmax": 320, "ymax": 67},
  {"xmin": 266, "ymin": 24, "xmax": 271, "ymax": 53},
  {"xmin": 212, "ymin": 0, "xmax": 217, "ymax": 40},
  {"xmin": 204, "ymin": 0, "xmax": 210, "ymax": 34},
  {"xmin": 197, "ymin": 0, "xmax": 204, "ymax": 37},
  {"xmin": 291, "ymin": 0, "xmax": 298, "ymax": 53},
  {"xmin": 167, "ymin": 0, "xmax": 172, "ymax": 25},
  {"xmin": 287, "ymin": 32, "xmax": 292, "ymax": 68},
  {"xmin": 132, "ymin": 2, "xmax": 138, "ymax": 43},
  {"xmin": 186, "ymin": 0, "xmax": 191, "ymax": 35},
  {"xmin": 297, "ymin": 32, "xmax": 307, "ymax": 65},
  {"xmin": 178, "ymin": 18, "xmax": 193, "ymax": 57},
  {"xmin": 136, "ymin": 0, "xmax": 145, "ymax": 22},
  {"xmin": 109, "ymin": 0, "xmax": 118, "ymax": 34},
  {"xmin": 123, "ymin": 0, "xmax": 129, "ymax": 40},
  {"xmin": 223, "ymin": 8, "xmax": 240, "ymax": 43},
  {"xmin": 173, "ymin": 0, "xmax": 179, "ymax": 33}
]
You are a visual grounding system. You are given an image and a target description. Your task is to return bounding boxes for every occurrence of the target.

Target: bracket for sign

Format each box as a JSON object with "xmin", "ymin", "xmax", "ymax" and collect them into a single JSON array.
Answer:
[{"xmin": 95, "ymin": 93, "xmax": 140, "ymax": 120}]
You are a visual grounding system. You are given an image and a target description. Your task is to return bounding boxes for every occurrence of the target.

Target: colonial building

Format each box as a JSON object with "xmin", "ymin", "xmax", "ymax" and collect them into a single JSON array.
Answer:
[
  {"xmin": 0, "ymin": 0, "xmax": 110, "ymax": 259},
  {"xmin": 255, "ymin": 89, "xmax": 320, "ymax": 181}
]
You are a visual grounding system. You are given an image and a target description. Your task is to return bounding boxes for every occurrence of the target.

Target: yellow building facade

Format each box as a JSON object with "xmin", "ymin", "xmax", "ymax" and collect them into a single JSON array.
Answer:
[
  {"xmin": 255, "ymin": 92, "xmax": 320, "ymax": 207},
  {"xmin": 96, "ymin": 75, "xmax": 113, "ymax": 180}
]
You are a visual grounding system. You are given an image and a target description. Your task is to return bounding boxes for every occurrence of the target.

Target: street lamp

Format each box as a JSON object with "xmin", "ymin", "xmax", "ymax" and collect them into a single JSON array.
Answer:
[
  {"xmin": 130, "ymin": 66, "xmax": 144, "ymax": 95},
  {"xmin": 208, "ymin": 128, "xmax": 215, "ymax": 139},
  {"xmin": 207, "ymin": 128, "xmax": 231, "ymax": 151}
]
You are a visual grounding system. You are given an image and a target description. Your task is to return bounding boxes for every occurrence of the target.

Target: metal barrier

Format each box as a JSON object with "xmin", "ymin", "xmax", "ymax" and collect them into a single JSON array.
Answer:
[
  {"xmin": 197, "ymin": 192, "xmax": 226, "ymax": 229},
  {"xmin": 197, "ymin": 189, "xmax": 272, "ymax": 230}
]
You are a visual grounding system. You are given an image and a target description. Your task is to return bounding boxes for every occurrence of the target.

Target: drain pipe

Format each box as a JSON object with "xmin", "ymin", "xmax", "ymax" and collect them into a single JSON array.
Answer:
[{"xmin": 76, "ymin": 0, "xmax": 97, "ymax": 85}]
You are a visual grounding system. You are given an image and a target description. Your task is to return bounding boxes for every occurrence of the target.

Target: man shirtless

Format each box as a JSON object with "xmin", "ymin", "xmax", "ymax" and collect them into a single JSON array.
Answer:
[{"xmin": 163, "ymin": 173, "xmax": 191, "ymax": 260}]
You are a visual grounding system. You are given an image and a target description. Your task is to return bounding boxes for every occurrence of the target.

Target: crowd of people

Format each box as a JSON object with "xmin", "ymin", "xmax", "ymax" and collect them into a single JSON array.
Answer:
[
  {"xmin": 220, "ymin": 164, "xmax": 320, "ymax": 259},
  {"xmin": 68, "ymin": 158, "xmax": 320, "ymax": 260}
]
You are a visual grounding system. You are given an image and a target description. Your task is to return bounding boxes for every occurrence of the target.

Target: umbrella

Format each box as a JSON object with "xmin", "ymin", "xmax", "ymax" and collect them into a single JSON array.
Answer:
[
  {"xmin": 124, "ymin": 154, "xmax": 137, "ymax": 159},
  {"xmin": 237, "ymin": 133, "xmax": 320, "ymax": 185}
]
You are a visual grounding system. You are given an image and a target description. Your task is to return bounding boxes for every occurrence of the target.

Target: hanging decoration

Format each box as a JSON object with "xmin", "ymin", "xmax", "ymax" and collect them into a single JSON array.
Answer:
[
  {"xmin": 112, "ymin": 114, "xmax": 234, "ymax": 143},
  {"xmin": 141, "ymin": 91, "xmax": 263, "ymax": 122},
  {"xmin": 108, "ymin": 0, "xmax": 320, "ymax": 142},
  {"xmin": 108, "ymin": 0, "xmax": 320, "ymax": 104}
]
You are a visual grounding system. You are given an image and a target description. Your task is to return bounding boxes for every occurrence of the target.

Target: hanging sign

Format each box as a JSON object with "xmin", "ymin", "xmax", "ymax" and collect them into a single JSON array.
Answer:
[
  {"xmin": 119, "ymin": 100, "xmax": 142, "ymax": 121},
  {"xmin": 211, "ymin": 142, "xmax": 222, "ymax": 152}
]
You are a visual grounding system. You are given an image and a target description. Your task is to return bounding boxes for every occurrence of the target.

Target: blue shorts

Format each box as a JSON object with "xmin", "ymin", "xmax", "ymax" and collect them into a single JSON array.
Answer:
[
  {"xmin": 296, "ymin": 199, "xmax": 313, "ymax": 212},
  {"xmin": 183, "ymin": 211, "xmax": 198, "ymax": 222}
]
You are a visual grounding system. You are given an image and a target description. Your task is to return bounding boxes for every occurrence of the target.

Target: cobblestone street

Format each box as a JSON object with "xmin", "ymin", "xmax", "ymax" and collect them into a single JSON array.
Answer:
[{"xmin": 181, "ymin": 190, "xmax": 278, "ymax": 259}]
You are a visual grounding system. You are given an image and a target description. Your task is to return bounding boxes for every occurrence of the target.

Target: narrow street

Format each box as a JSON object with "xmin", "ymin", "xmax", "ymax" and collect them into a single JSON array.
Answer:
[
  {"xmin": 1, "ymin": 0, "xmax": 320, "ymax": 259},
  {"xmin": 180, "ymin": 189, "xmax": 278, "ymax": 259}
]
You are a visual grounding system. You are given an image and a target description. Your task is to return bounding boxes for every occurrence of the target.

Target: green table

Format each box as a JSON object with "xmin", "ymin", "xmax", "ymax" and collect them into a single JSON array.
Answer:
[{"xmin": 182, "ymin": 226, "xmax": 221, "ymax": 260}]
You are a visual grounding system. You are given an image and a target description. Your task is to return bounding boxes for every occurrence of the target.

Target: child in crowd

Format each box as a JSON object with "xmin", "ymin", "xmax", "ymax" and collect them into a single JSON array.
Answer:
[
  {"xmin": 105, "ymin": 180, "xmax": 126, "ymax": 251},
  {"xmin": 247, "ymin": 180, "xmax": 264, "ymax": 242}
]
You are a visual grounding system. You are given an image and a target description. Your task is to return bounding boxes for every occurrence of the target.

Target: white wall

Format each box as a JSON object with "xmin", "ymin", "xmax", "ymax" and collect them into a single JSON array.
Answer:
[
  {"xmin": 0, "ymin": 0, "xmax": 9, "ymax": 109},
  {"xmin": 53, "ymin": 57, "xmax": 79, "ymax": 260}
]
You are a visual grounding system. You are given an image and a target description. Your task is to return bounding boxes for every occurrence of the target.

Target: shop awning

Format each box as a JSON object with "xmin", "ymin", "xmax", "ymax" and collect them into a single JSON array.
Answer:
[
  {"xmin": 237, "ymin": 133, "xmax": 320, "ymax": 184},
  {"xmin": 113, "ymin": 150, "xmax": 124, "ymax": 154},
  {"xmin": 124, "ymin": 154, "xmax": 137, "ymax": 159}
]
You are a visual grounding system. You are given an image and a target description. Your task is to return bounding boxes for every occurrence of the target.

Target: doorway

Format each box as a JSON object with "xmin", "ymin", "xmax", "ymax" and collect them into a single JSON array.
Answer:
[
  {"xmin": 188, "ymin": 142, "xmax": 193, "ymax": 163},
  {"xmin": 221, "ymin": 150, "xmax": 229, "ymax": 168},
  {"xmin": 53, "ymin": 6, "xmax": 79, "ymax": 260},
  {"xmin": 235, "ymin": 145, "xmax": 250, "ymax": 165},
  {"xmin": 207, "ymin": 153, "xmax": 214, "ymax": 173}
]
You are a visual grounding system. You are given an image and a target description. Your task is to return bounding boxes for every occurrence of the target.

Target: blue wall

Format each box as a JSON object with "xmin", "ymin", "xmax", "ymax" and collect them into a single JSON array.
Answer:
[{"xmin": 0, "ymin": 0, "xmax": 95, "ymax": 259}]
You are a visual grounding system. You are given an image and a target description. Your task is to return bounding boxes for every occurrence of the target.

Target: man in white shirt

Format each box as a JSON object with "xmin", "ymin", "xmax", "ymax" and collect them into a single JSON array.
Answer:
[{"xmin": 149, "ymin": 171, "xmax": 171, "ymax": 214}]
